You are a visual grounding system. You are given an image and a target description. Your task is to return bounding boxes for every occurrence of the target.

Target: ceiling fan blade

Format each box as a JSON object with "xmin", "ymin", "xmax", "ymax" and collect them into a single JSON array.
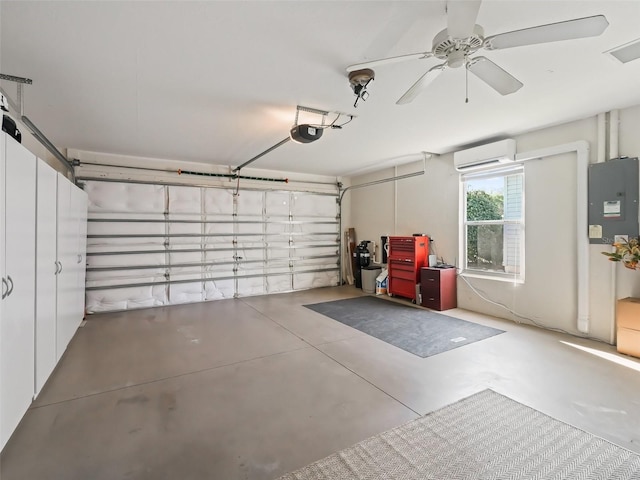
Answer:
[
  {"xmin": 446, "ymin": 0, "xmax": 482, "ymax": 38},
  {"xmin": 396, "ymin": 64, "xmax": 446, "ymax": 105},
  {"xmin": 484, "ymin": 15, "xmax": 609, "ymax": 50},
  {"xmin": 346, "ymin": 52, "xmax": 432, "ymax": 72},
  {"xmin": 467, "ymin": 56, "xmax": 523, "ymax": 95},
  {"xmin": 606, "ymin": 38, "xmax": 640, "ymax": 64}
]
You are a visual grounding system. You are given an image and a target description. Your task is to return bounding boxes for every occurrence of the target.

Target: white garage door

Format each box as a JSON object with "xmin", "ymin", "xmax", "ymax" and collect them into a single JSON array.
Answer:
[{"xmin": 83, "ymin": 180, "xmax": 339, "ymax": 313}]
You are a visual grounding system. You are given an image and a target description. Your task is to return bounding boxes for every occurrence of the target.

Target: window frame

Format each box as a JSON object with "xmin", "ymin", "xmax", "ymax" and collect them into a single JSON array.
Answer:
[{"xmin": 459, "ymin": 165, "xmax": 525, "ymax": 283}]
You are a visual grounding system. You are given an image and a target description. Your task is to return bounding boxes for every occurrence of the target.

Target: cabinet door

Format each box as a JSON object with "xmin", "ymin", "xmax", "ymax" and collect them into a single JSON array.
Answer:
[
  {"xmin": 0, "ymin": 134, "xmax": 5, "ymax": 447},
  {"xmin": 35, "ymin": 160, "xmax": 58, "ymax": 396},
  {"xmin": 56, "ymin": 174, "xmax": 76, "ymax": 360},
  {"xmin": 71, "ymin": 185, "xmax": 88, "ymax": 323},
  {"xmin": 1, "ymin": 135, "xmax": 36, "ymax": 450}
]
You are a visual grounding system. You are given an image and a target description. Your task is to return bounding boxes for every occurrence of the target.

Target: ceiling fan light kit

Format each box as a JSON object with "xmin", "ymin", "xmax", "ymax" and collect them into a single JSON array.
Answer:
[{"xmin": 346, "ymin": 1, "xmax": 609, "ymax": 105}]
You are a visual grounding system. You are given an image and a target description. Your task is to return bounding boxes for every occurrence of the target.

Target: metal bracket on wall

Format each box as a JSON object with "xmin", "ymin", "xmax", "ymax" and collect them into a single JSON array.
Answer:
[{"xmin": 0, "ymin": 73, "xmax": 75, "ymax": 181}]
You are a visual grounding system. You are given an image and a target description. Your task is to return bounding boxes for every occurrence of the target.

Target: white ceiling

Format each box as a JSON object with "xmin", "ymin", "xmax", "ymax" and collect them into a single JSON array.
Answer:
[{"xmin": 2, "ymin": 1, "xmax": 640, "ymax": 177}]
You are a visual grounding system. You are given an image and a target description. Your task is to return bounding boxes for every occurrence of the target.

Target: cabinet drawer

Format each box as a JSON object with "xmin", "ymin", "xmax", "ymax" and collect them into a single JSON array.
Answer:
[
  {"xmin": 389, "ymin": 277, "xmax": 416, "ymax": 300},
  {"xmin": 421, "ymin": 274, "xmax": 440, "ymax": 289},
  {"xmin": 421, "ymin": 295, "xmax": 442, "ymax": 310},
  {"xmin": 421, "ymin": 284, "xmax": 440, "ymax": 298},
  {"xmin": 420, "ymin": 267, "xmax": 440, "ymax": 281},
  {"xmin": 389, "ymin": 250, "xmax": 416, "ymax": 260},
  {"xmin": 390, "ymin": 257, "xmax": 415, "ymax": 267},
  {"xmin": 390, "ymin": 269, "xmax": 416, "ymax": 282},
  {"xmin": 389, "ymin": 261, "xmax": 416, "ymax": 281},
  {"xmin": 389, "ymin": 237, "xmax": 416, "ymax": 254}
]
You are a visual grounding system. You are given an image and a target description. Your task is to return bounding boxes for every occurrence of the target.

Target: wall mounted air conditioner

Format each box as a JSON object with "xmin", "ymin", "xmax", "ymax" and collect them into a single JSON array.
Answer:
[{"xmin": 454, "ymin": 139, "xmax": 516, "ymax": 172}]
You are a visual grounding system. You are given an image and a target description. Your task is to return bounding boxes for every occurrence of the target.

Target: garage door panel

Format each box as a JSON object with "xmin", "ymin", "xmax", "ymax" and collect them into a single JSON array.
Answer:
[{"xmin": 84, "ymin": 181, "xmax": 338, "ymax": 312}]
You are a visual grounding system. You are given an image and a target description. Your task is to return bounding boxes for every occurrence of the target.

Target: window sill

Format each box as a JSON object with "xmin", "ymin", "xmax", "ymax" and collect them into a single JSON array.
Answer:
[{"xmin": 460, "ymin": 271, "xmax": 524, "ymax": 284}]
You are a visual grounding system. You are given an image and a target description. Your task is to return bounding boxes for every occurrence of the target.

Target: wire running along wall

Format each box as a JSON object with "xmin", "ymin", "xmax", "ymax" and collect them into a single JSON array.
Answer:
[{"xmin": 84, "ymin": 180, "xmax": 340, "ymax": 312}]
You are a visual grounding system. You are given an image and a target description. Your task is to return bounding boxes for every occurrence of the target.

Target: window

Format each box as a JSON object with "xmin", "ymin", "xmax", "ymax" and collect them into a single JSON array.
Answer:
[{"xmin": 461, "ymin": 166, "xmax": 524, "ymax": 281}]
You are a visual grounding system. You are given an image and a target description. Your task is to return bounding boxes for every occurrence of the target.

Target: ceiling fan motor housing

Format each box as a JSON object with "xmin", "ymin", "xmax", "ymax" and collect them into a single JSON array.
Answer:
[{"xmin": 433, "ymin": 25, "xmax": 485, "ymax": 67}]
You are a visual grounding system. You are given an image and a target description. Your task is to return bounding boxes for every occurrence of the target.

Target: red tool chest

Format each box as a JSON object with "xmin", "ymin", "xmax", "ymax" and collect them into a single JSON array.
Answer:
[{"xmin": 388, "ymin": 236, "xmax": 429, "ymax": 301}]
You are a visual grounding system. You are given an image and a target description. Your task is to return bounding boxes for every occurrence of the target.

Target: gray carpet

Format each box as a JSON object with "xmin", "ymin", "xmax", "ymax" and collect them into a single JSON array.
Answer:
[
  {"xmin": 278, "ymin": 389, "xmax": 640, "ymax": 480},
  {"xmin": 304, "ymin": 296, "xmax": 504, "ymax": 357}
]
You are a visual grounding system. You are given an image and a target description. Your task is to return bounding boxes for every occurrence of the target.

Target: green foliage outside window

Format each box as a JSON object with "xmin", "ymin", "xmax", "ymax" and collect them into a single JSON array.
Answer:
[{"xmin": 466, "ymin": 190, "xmax": 504, "ymax": 268}]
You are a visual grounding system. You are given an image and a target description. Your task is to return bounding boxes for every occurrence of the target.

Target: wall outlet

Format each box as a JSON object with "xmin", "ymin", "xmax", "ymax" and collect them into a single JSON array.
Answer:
[{"xmin": 614, "ymin": 234, "xmax": 629, "ymax": 243}]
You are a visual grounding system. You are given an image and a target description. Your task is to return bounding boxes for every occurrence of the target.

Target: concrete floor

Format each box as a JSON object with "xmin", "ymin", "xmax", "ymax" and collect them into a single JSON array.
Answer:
[{"xmin": 2, "ymin": 285, "xmax": 640, "ymax": 479}]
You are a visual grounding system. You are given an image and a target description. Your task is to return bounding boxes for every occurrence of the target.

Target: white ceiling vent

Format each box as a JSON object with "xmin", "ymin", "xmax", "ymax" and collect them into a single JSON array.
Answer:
[
  {"xmin": 605, "ymin": 38, "xmax": 640, "ymax": 64},
  {"xmin": 454, "ymin": 139, "xmax": 516, "ymax": 172}
]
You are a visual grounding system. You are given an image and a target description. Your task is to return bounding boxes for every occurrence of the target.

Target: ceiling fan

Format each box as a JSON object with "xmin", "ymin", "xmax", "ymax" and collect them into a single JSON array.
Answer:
[{"xmin": 346, "ymin": 1, "xmax": 609, "ymax": 104}]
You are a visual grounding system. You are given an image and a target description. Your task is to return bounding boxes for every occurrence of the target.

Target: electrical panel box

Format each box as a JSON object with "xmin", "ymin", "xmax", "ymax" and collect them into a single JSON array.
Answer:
[{"xmin": 588, "ymin": 157, "xmax": 639, "ymax": 244}]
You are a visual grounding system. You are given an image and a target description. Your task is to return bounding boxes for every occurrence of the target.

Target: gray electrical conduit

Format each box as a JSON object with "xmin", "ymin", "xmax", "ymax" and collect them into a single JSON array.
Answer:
[{"xmin": 337, "ymin": 153, "xmax": 433, "ymax": 285}]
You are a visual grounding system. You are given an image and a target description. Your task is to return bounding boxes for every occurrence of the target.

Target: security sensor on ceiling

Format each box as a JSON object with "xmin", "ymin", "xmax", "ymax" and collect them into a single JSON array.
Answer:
[
  {"xmin": 290, "ymin": 124, "xmax": 323, "ymax": 144},
  {"xmin": 349, "ymin": 68, "xmax": 374, "ymax": 108}
]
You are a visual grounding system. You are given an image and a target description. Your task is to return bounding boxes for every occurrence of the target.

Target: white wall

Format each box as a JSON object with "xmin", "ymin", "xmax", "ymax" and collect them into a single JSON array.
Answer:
[
  {"xmin": 348, "ymin": 106, "xmax": 640, "ymax": 343},
  {"xmin": 348, "ymin": 155, "xmax": 460, "ymax": 265},
  {"xmin": 616, "ymin": 105, "xmax": 640, "ymax": 300}
]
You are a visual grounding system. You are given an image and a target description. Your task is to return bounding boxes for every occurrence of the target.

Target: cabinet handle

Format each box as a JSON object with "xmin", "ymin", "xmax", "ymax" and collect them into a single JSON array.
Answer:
[
  {"xmin": 1, "ymin": 277, "xmax": 7, "ymax": 299},
  {"xmin": 6, "ymin": 275, "xmax": 14, "ymax": 297},
  {"xmin": 54, "ymin": 261, "xmax": 59, "ymax": 274},
  {"xmin": 58, "ymin": 262, "xmax": 63, "ymax": 274},
  {"xmin": 77, "ymin": 254, "xmax": 83, "ymax": 264}
]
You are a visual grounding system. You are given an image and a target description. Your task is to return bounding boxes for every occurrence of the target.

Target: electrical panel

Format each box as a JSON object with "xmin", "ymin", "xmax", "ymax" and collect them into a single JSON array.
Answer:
[{"xmin": 588, "ymin": 157, "xmax": 639, "ymax": 244}]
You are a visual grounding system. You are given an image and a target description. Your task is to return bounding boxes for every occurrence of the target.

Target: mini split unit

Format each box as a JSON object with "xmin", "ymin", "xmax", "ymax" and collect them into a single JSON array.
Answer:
[{"xmin": 453, "ymin": 139, "xmax": 516, "ymax": 172}]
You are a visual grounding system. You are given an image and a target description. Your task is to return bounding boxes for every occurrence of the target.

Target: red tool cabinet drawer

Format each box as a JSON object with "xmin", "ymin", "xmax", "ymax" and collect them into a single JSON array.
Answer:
[
  {"xmin": 388, "ymin": 277, "xmax": 416, "ymax": 300},
  {"xmin": 389, "ymin": 237, "xmax": 421, "ymax": 254},
  {"xmin": 387, "ymin": 236, "xmax": 429, "ymax": 301},
  {"xmin": 388, "ymin": 259, "xmax": 416, "ymax": 281}
]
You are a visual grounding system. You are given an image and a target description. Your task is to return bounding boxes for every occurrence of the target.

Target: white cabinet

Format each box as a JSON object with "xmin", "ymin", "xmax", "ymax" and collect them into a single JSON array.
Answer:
[
  {"xmin": 0, "ymin": 133, "xmax": 4, "ymax": 449},
  {"xmin": 71, "ymin": 183, "xmax": 88, "ymax": 327},
  {"xmin": 1, "ymin": 132, "xmax": 88, "ymax": 450},
  {"xmin": 34, "ymin": 165, "xmax": 88, "ymax": 395},
  {"xmin": 0, "ymin": 131, "xmax": 4, "ymax": 445},
  {"xmin": 55, "ymin": 174, "xmax": 87, "ymax": 361},
  {"xmin": 35, "ymin": 161, "xmax": 59, "ymax": 395},
  {"xmin": 56, "ymin": 175, "xmax": 75, "ymax": 359},
  {"xmin": 1, "ymin": 133, "xmax": 37, "ymax": 450}
]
